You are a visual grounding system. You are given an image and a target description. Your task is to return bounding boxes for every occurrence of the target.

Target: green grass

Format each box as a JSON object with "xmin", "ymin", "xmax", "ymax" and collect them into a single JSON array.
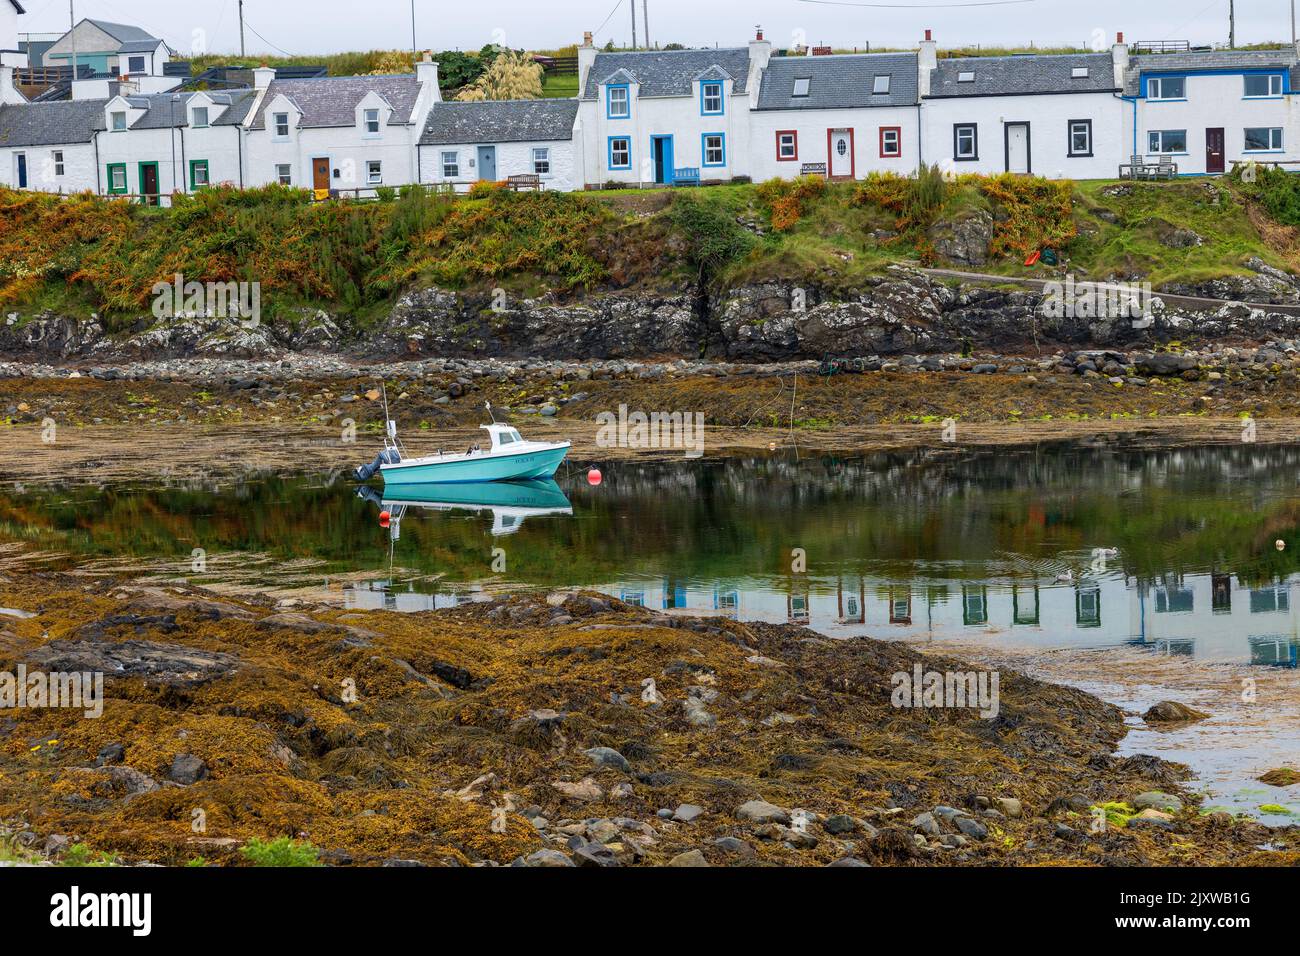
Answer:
[{"xmin": 541, "ymin": 74, "xmax": 579, "ymax": 98}]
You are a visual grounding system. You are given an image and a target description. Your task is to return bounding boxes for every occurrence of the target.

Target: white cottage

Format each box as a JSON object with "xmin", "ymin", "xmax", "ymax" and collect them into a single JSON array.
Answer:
[
  {"xmin": 0, "ymin": 96, "xmax": 100, "ymax": 192},
  {"xmin": 1123, "ymin": 46, "xmax": 1300, "ymax": 176},
  {"xmin": 418, "ymin": 98, "xmax": 580, "ymax": 191},
  {"xmin": 96, "ymin": 88, "xmax": 256, "ymax": 201},
  {"xmin": 244, "ymin": 61, "xmax": 441, "ymax": 195},
  {"xmin": 920, "ymin": 35, "xmax": 1126, "ymax": 180},
  {"xmin": 749, "ymin": 50, "xmax": 920, "ymax": 181},
  {"xmin": 576, "ymin": 35, "xmax": 762, "ymax": 187}
]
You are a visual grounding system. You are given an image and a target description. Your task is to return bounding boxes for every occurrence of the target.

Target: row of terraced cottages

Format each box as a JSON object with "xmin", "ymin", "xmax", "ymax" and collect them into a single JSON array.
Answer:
[{"xmin": 2, "ymin": 29, "xmax": 1300, "ymax": 200}]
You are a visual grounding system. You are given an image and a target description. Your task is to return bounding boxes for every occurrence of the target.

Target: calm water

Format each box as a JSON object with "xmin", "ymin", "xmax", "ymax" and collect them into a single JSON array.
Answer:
[
  {"xmin": 7, "ymin": 442, "xmax": 1300, "ymax": 667},
  {"xmin": 5, "ymin": 440, "xmax": 1300, "ymax": 817}
]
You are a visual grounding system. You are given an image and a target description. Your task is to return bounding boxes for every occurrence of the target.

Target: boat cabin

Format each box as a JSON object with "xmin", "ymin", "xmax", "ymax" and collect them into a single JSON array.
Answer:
[{"xmin": 482, "ymin": 424, "xmax": 527, "ymax": 450}]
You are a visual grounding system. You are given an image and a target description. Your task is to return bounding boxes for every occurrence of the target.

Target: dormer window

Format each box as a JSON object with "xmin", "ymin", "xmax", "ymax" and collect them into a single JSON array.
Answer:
[
  {"xmin": 274, "ymin": 112, "xmax": 290, "ymax": 137},
  {"xmin": 701, "ymin": 80, "xmax": 723, "ymax": 115},
  {"xmin": 1071, "ymin": 67, "xmax": 1089, "ymax": 78},
  {"xmin": 111, "ymin": 111, "xmax": 127, "ymax": 131},
  {"xmin": 607, "ymin": 84, "xmax": 630, "ymax": 118},
  {"xmin": 872, "ymin": 74, "xmax": 890, "ymax": 94},
  {"xmin": 127, "ymin": 55, "xmax": 146, "ymax": 74},
  {"xmin": 364, "ymin": 108, "xmax": 381, "ymax": 134},
  {"xmin": 792, "ymin": 77, "xmax": 811, "ymax": 97},
  {"xmin": 192, "ymin": 106, "xmax": 209, "ymax": 128},
  {"xmin": 957, "ymin": 71, "xmax": 975, "ymax": 83}
]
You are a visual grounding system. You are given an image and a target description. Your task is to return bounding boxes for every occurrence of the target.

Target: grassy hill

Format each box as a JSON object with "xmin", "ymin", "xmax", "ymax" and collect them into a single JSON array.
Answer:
[{"xmin": 2, "ymin": 170, "xmax": 1295, "ymax": 330}]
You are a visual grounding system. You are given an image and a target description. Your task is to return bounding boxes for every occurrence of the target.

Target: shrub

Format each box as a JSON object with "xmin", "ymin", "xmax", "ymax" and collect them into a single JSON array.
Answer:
[
  {"xmin": 756, "ymin": 176, "xmax": 827, "ymax": 232},
  {"xmin": 669, "ymin": 192, "xmax": 756, "ymax": 277},
  {"xmin": 240, "ymin": 837, "xmax": 322, "ymax": 867}
]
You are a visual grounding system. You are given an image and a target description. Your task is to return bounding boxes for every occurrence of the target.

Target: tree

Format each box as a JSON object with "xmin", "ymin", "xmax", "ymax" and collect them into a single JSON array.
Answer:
[{"xmin": 455, "ymin": 49, "xmax": 543, "ymax": 101}]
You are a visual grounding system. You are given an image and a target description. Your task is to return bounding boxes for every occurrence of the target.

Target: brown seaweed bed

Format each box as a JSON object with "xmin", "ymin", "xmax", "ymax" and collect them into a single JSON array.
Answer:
[{"xmin": 0, "ymin": 568, "xmax": 1296, "ymax": 867}]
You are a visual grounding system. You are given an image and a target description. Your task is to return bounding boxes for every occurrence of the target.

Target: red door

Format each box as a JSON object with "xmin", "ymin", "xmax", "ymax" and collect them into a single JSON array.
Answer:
[{"xmin": 1205, "ymin": 128, "xmax": 1225, "ymax": 174}]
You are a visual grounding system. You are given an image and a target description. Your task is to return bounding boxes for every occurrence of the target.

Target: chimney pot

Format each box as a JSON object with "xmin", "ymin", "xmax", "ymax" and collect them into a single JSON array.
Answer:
[
  {"xmin": 756, "ymin": 26, "xmax": 764, "ymax": 41},
  {"xmin": 583, "ymin": 31, "xmax": 593, "ymax": 47},
  {"xmin": 925, "ymin": 29, "xmax": 933, "ymax": 42},
  {"xmin": 1117, "ymin": 32, "xmax": 1124, "ymax": 43}
]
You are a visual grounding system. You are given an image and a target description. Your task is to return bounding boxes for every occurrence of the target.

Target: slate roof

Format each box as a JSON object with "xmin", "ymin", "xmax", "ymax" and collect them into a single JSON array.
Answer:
[
  {"xmin": 0, "ymin": 98, "xmax": 107, "ymax": 146},
  {"xmin": 420, "ymin": 98, "xmax": 578, "ymax": 146},
  {"xmin": 86, "ymin": 20, "xmax": 160, "ymax": 46},
  {"xmin": 249, "ymin": 74, "xmax": 421, "ymax": 129},
  {"xmin": 1122, "ymin": 48, "xmax": 1299, "ymax": 96},
  {"xmin": 927, "ymin": 52, "xmax": 1117, "ymax": 98},
  {"xmin": 581, "ymin": 48, "xmax": 751, "ymax": 98},
  {"xmin": 756, "ymin": 52, "xmax": 919, "ymax": 110},
  {"xmin": 118, "ymin": 39, "xmax": 166, "ymax": 54},
  {"xmin": 126, "ymin": 89, "xmax": 258, "ymax": 129}
]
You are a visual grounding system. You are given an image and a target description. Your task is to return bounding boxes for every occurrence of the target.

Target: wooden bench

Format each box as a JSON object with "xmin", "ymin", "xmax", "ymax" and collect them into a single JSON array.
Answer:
[
  {"xmin": 672, "ymin": 167, "xmax": 701, "ymax": 187},
  {"xmin": 506, "ymin": 174, "xmax": 543, "ymax": 191}
]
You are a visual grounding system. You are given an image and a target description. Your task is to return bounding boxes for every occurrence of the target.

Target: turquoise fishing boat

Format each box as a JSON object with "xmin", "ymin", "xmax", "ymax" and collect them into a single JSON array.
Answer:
[{"xmin": 354, "ymin": 399, "xmax": 570, "ymax": 487}]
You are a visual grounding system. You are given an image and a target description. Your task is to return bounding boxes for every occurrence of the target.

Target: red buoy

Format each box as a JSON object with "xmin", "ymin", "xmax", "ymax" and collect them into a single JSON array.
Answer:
[
  {"xmin": 587, "ymin": 468, "xmax": 603, "ymax": 486},
  {"xmin": 379, "ymin": 510, "xmax": 391, "ymax": 528}
]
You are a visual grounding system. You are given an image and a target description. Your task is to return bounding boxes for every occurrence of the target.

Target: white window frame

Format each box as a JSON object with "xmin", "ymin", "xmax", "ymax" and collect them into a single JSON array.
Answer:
[
  {"xmin": 872, "ymin": 74, "xmax": 890, "ymax": 94},
  {"xmin": 954, "ymin": 123, "xmax": 977, "ymax": 160},
  {"xmin": 1148, "ymin": 76, "xmax": 1186, "ymax": 100},
  {"xmin": 880, "ymin": 127, "xmax": 900, "ymax": 158},
  {"xmin": 366, "ymin": 160, "xmax": 383, "ymax": 185},
  {"xmin": 703, "ymin": 133, "xmax": 725, "ymax": 167},
  {"xmin": 364, "ymin": 108, "xmax": 381, "ymax": 135},
  {"xmin": 957, "ymin": 71, "xmax": 975, "ymax": 83},
  {"xmin": 1244, "ymin": 74, "xmax": 1283, "ymax": 98},
  {"xmin": 441, "ymin": 150, "xmax": 459, "ymax": 178},
  {"xmin": 701, "ymin": 81, "xmax": 723, "ymax": 114},
  {"xmin": 111, "ymin": 111, "xmax": 127, "ymax": 131},
  {"xmin": 1147, "ymin": 129, "xmax": 1187, "ymax": 153},
  {"xmin": 792, "ymin": 77, "xmax": 811, "ymax": 97},
  {"xmin": 273, "ymin": 112, "xmax": 291, "ymax": 138},
  {"xmin": 609, "ymin": 136, "xmax": 631, "ymax": 169},
  {"xmin": 109, "ymin": 165, "xmax": 127, "ymax": 192},
  {"xmin": 191, "ymin": 106, "xmax": 209, "ymax": 128},
  {"xmin": 532, "ymin": 147, "xmax": 550, "ymax": 175},
  {"xmin": 275, "ymin": 164, "xmax": 292, "ymax": 185},
  {"xmin": 777, "ymin": 131, "xmax": 797, "ymax": 160},
  {"xmin": 1244, "ymin": 127, "xmax": 1284, "ymax": 151},
  {"xmin": 52, "ymin": 150, "xmax": 65, "ymax": 177},
  {"xmin": 1068, "ymin": 119, "xmax": 1092, "ymax": 157},
  {"xmin": 607, "ymin": 85, "xmax": 630, "ymax": 118}
]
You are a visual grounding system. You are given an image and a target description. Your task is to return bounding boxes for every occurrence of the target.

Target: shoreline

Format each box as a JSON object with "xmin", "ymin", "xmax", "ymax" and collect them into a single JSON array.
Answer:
[{"xmin": 1, "ymin": 570, "xmax": 1296, "ymax": 867}]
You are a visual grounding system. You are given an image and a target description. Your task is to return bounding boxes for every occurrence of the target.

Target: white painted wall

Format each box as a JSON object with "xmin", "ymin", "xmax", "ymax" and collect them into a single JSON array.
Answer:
[
  {"xmin": 578, "ymin": 80, "xmax": 751, "ymax": 187},
  {"xmin": 420, "ymin": 139, "xmax": 577, "ymax": 193},
  {"xmin": 244, "ymin": 122, "xmax": 420, "ymax": 192},
  {"xmin": 0, "ymin": 142, "xmax": 96, "ymax": 192},
  {"xmin": 749, "ymin": 106, "xmax": 920, "ymax": 181},
  {"xmin": 1132, "ymin": 73, "xmax": 1300, "ymax": 175},
  {"xmin": 920, "ymin": 92, "xmax": 1126, "ymax": 180}
]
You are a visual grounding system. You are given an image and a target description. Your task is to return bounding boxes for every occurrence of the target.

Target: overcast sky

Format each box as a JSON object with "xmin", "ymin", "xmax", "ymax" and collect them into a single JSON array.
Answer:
[{"xmin": 15, "ymin": 0, "xmax": 1297, "ymax": 56}]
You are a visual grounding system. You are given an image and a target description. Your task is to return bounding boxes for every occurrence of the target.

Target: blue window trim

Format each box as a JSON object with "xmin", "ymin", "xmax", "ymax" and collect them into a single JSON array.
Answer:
[
  {"xmin": 606, "ymin": 84, "xmax": 631, "ymax": 120},
  {"xmin": 1141, "ymin": 68, "xmax": 1291, "ymax": 100},
  {"xmin": 699, "ymin": 80, "xmax": 724, "ymax": 116},
  {"xmin": 607, "ymin": 135, "xmax": 632, "ymax": 170},
  {"xmin": 701, "ymin": 132, "xmax": 726, "ymax": 167}
]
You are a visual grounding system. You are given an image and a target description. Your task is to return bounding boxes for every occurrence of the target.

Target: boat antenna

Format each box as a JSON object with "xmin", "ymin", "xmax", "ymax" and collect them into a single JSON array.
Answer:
[{"xmin": 486, "ymin": 401, "xmax": 499, "ymax": 424}]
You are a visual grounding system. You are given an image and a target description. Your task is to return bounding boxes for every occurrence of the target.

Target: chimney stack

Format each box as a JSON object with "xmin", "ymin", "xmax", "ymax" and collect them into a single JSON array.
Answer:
[
  {"xmin": 1111, "ymin": 32, "xmax": 1129, "ymax": 88},
  {"xmin": 417, "ymin": 53, "xmax": 441, "ymax": 102},
  {"xmin": 918, "ymin": 29, "xmax": 938, "ymax": 97},
  {"xmin": 254, "ymin": 65, "xmax": 275, "ymax": 89},
  {"xmin": 0, "ymin": 65, "xmax": 20, "ymax": 105},
  {"xmin": 578, "ymin": 32, "xmax": 597, "ymax": 91},
  {"xmin": 747, "ymin": 26, "xmax": 773, "ymax": 104}
]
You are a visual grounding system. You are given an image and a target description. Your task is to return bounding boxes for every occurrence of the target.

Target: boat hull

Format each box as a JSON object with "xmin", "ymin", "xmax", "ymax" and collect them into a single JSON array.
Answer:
[{"xmin": 381, "ymin": 444, "xmax": 569, "ymax": 486}]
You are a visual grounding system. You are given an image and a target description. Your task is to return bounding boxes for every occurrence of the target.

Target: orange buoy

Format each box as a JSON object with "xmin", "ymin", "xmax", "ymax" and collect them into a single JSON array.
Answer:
[
  {"xmin": 588, "ymin": 468, "xmax": 603, "ymax": 486},
  {"xmin": 379, "ymin": 511, "xmax": 391, "ymax": 528}
]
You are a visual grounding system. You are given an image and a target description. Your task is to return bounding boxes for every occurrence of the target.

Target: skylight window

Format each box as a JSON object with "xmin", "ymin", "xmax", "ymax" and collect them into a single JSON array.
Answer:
[
  {"xmin": 872, "ymin": 74, "xmax": 890, "ymax": 94},
  {"xmin": 957, "ymin": 71, "xmax": 975, "ymax": 83},
  {"xmin": 792, "ymin": 77, "xmax": 811, "ymax": 97},
  {"xmin": 1071, "ymin": 67, "xmax": 1089, "ymax": 78}
]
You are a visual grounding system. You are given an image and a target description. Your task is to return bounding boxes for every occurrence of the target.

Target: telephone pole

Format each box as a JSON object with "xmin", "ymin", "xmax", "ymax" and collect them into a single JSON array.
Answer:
[
  {"xmin": 1228, "ymin": 0, "xmax": 1235, "ymax": 48},
  {"xmin": 238, "ymin": 0, "xmax": 246, "ymax": 57},
  {"xmin": 68, "ymin": 0, "xmax": 76, "ymax": 79},
  {"xmin": 643, "ymin": 0, "xmax": 650, "ymax": 49},
  {"xmin": 410, "ymin": 0, "xmax": 417, "ymax": 57},
  {"xmin": 630, "ymin": 0, "xmax": 638, "ymax": 49}
]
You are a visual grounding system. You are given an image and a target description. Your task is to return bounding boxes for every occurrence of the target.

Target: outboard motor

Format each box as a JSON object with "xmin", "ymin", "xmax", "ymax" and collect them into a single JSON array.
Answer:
[{"xmin": 353, "ymin": 448, "xmax": 401, "ymax": 482}]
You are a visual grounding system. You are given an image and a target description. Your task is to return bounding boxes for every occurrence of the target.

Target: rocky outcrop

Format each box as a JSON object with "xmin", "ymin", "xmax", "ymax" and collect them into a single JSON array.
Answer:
[{"xmin": 7, "ymin": 262, "xmax": 1300, "ymax": 364}]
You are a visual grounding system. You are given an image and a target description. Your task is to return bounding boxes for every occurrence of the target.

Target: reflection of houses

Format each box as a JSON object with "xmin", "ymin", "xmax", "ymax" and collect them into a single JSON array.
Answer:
[{"xmin": 589, "ymin": 569, "xmax": 1299, "ymax": 666}]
